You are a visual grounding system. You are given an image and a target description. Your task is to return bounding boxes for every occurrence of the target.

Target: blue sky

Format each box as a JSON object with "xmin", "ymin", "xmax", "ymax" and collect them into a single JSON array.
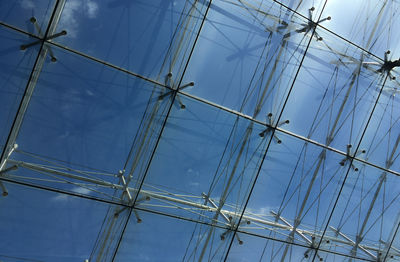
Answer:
[{"xmin": 1, "ymin": 0, "xmax": 400, "ymax": 261}]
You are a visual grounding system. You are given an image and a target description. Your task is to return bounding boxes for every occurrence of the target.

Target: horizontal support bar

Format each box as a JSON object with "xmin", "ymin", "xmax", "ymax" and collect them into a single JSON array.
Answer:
[{"xmin": 4, "ymin": 159, "xmax": 400, "ymax": 258}]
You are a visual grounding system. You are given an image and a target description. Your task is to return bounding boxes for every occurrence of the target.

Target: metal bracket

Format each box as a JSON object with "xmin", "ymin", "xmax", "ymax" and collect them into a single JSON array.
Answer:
[
  {"xmin": 158, "ymin": 73, "xmax": 194, "ymax": 109},
  {"xmin": 330, "ymin": 226, "xmax": 377, "ymax": 260},
  {"xmin": 339, "ymin": 144, "xmax": 365, "ymax": 171},
  {"xmin": 118, "ymin": 170, "xmax": 133, "ymax": 205},
  {"xmin": 271, "ymin": 211, "xmax": 312, "ymax": 244},
  {"xmin": 20, "ymin": 17, "xmax": 67, "ymax": 62},
  {"xmin": 284, "ymin": 7, "xmax": 331, "ymax": 41},
  {"xmin": 202, "ymin": 192, "xmax": 245, "ymax": 244},
  {"xmin": 202, "ymin": 193, "xmax": 231, "ymax": 224},
  {"xmin": 377, "ymin": 50, "xmax": 400, "ymax": 80},
  {"xmin": 0, "ymin": 144, "xmax": 18, "ymax": 197},
  {"xmin": 259, "ymin": 113, "xmax": 289, "ymax": 143},
  {"xmin": 113, "ymin": 194, "xmax": 150, "ymax": 223},
  {"xmin": 271, "ymin": 211, "xmax": 323, "ymax": 260}
]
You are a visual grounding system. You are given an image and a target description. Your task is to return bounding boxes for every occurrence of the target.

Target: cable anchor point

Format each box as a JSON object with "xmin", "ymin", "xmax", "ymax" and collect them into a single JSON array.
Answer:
[
  {"xmin": 339, "ymin": 144, "xmax": 365, "ymax": 171},
  {"xmin": 160, "ymin": 73, "xmax": 194, "ymax": 109},
  {"xmin": 20, "ymin": 17, "xmax": 67, "ymax": 62},
  {"xmin": 259, "ymin": 113, "xmax": 289, "ymax": 144},
  {"xmin": 377, "ymin": 50, "xmax": 400, "ymax": 80},
  {"xmin": 284, "ymin": 7, "xmax": 331, "ymax": 41}
]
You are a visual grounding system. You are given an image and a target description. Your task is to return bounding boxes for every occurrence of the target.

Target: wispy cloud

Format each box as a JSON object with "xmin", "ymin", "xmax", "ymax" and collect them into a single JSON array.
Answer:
[
  {"xmin": 20, "ymin": 0, "xmax": 35, "ymax": 9},
  {"xmin": 52, "ymin": 186, "xmax": 92, "ymax": 201},
  {"xmin": 85, "ymin": 0, "xmax": 98, "ymax": 18},
  {"xmin": 246, "ymin": 206, "xmax": 274, "ymax": 216},
  {"xmin": 59, "ymin": 0, "xmax": 99, "ymax": 38}
]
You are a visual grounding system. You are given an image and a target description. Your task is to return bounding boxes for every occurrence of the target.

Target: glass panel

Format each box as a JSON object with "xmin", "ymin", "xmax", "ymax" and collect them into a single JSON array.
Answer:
[
  {"xmin": 226, "ymin": 233, "xmax": 313, "ymax": 261},
  {"xmin": 181, "ymin": 0, "xmax": 314, "ymax": 121},
  {"xmin": 84, "ymin": 203, "xmax": 131, "ymax": 262},
  {"xmin": 317, "ymin": 249, "xmax": 375, "ymax": 262},
  {"xmin": 114, "ymin": 209, "xmax": 233, "ymax": 261},
  {"xmin": 322, "ymin": 0, "xmax": 400, "ymax": 58},
  {"xmin": 54, "ymin": 0, "xmax": 209, "ymax": 81},
  {"xmin": 321, "ymin": 159, "xmax": 400, "ymax": 261},
  {"xmin": 240, "ymin": 130, "xmax": 349, "ymax": 247},
  {"xmin": 229, "ymin": 230, "xmax": 378, "ymax": 261},
  {"xmin": 0, "ymin": 27, "xmax": 39, "ymax": 148},
  {"xmin": 135, "ymin": 95, "xmax": 270, "ymax": 226},
  {"xmin": 0, "ymin": 182, "xmax": 117, "ymax": 262},
  {"xmin": 1, "ymin": 0, "xmax": 400, "ymax": 260},
  {"xmin": 359, "ymin": 78, "xmax": 400, "ymax": 174},
  {"xmin": 385, "ymin": 227, "xmax": 400, "ymax": 262},
  {"xmin": 280, "ymin": 25, "xmax": 382, "ymax": 151},
  {"xmin": 280, "ymin": 0, "xmax": 326, "ymax": 19},
  {"xmin": 0, "ymin": 0, "xmax": 55, "ymax": 32},
  {"xmin": 2, "ymin": 43, "xmax": 169, "ymax": 201}
]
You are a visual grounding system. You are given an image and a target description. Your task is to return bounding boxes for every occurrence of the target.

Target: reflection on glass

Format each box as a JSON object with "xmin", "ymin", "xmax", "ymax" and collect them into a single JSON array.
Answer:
[
  {"xmin": 135, "ymin": 95, "xmax": 270, "ymax": 227},
  {"xmin": 0, "ymin": 0, "xmax": 399, "ymax": 260},
  {"xmin": 0, "ymin": 27, "xmax": 39, "ymax": 148},
  {"xmin": 322, "ymin": 160, "xmax": 400, "ymax": 261},
  {"xmin": 0, "ymin": 182, "xmax": 114, "ymax": 262},
  {"xmin": 115, "ymin": 209, "xmax": 233, "ymax": 261},
  {"xmin": 360, "ymin": 78, "xmax": 400, "ymax": 174},
  {"xmin": 386, "ymin": 227, "xmax": 400, "ymax": 262},
  {"xmin": 241, "ymin": 130, "xmax": 349, "ymax": 248},
  {"xmin": 281, "ymin": 0, "xmax": 326, "ymax": 19},
  {"xmin": 0, "ymin": 0, "xmax": 55, "ymax": 32},
  {"xmin": 281, "ymin": 26, "xmax": 382, "ymax": 151},
  {"xmin": 2, "ymin": 43, "xmax": 169, "ymax": 201},
  {"xmin": 55, "ymin": 0, "xmax": 208, "ymax": 82},
  {"xmin": 227, "ymin": 232, "xmax": 312, "ymax": 262},
  {"xmin": 316, "ymin": 249, "xmax": 376, "ymax": 262},
  {"xmin": 322, "ymin": 0, "xmax": 400, "ymax": 58},
  {"xmin": 183, "ymin": 0, "xmax": 317, "ymax": 121}
]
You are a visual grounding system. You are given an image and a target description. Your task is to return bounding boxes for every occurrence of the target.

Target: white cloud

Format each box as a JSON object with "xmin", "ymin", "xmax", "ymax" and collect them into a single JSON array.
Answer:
[
  {"xmin": 246, "ymin": 206, "xmax": 274, "ymax": 216},
  {"xmin": 59, "ymin": 0, "xmax": 99, "ymax": 38},
  {"xmin": 189, "ymin": 182, "xmax": 200, "ymax": 187},
  {"xmin": 53, "ymin": 193, "xmax": 69, "ymax": 202},
  {"xmin": 52, "ymin": 186, "xmax": 92, "ymax": 201},
  {"xmin": 20, "ymin": 0, "xmax": 35, "ymax": 9},
  {"xmin": 72, "ymin": 187, "xmax": 92, "ymax": 195},
  {"xmin": 258, "ymin": 206, "xmax": 271, "ymax": 215},
  {"xmin": 86, "ymin": 1, "xmax": 98, "ymax": 18}
]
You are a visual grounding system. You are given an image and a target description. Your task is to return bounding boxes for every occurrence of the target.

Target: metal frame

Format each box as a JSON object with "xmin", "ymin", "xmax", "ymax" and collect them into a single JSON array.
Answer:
[
  {"xmin": 1, "ymin": 159, "xmax": 399, "ymax": 260},
  {"xmin": 1, "ymin": 0, "xmax": 400, "ymax": 261}
]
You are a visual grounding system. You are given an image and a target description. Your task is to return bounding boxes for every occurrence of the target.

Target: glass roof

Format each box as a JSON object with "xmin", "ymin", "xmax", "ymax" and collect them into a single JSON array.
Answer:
[{"xmin": 1, "ymin": 0, "xmax": 400, "ymax": 261}]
